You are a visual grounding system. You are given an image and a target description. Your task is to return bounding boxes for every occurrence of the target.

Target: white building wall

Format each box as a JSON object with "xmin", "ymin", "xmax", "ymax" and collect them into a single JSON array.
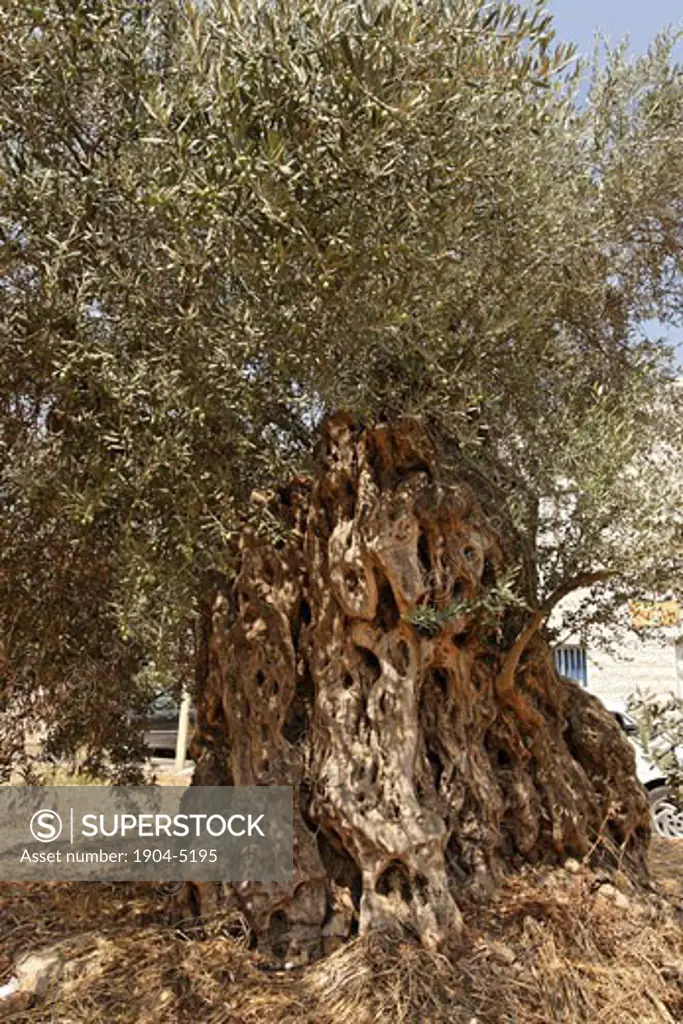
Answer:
[
  {"xmin": 586, "ymin": 636, "xmax": 680, "ymax": 701},
  {"xmin": 549, "ymin": 588, "xmax": 682, "ymax": 701}
]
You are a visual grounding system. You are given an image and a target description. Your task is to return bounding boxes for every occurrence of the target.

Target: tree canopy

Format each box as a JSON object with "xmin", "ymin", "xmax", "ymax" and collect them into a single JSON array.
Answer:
[{"xmin": 1, "ymin": 0, "xmax": 681, "ymax": 775}]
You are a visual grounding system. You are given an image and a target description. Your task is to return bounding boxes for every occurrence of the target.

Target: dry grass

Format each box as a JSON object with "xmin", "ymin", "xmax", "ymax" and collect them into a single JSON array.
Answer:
[
  {"xmin": 649, "ymin": 837, "xmax": 683, "ymax": 900},
  {"xmin": 2, "ymin": 849, "xmax": 683, "ymax": 1023}
]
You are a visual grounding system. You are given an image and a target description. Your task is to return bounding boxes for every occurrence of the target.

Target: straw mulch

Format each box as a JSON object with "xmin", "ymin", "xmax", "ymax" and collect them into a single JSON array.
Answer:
[{"xmin": 2, "ymin": 844, "xmax": 683, "ymax": 1023}]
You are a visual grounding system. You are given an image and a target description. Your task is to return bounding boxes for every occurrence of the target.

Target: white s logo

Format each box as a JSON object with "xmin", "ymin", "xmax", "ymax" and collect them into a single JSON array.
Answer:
[{"xmin": 29, "ymin": 809, "xmax": 63, "ymax": 843}]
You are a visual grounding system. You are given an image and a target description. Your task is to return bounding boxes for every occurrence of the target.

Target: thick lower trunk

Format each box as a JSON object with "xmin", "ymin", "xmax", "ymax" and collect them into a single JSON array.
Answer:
[{"xmin": 186, "ymin": 415, "xmax": 650, "ymax": 961}]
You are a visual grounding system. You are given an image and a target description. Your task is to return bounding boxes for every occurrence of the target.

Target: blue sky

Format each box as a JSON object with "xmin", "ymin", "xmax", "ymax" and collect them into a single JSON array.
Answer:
[
  {"xmin": 548, "ymin": 0, "xmax": 681, "ymax": 59},
  {"xmin": 547, "ymin": 1, "xmax": 683, "ymax": 366}
]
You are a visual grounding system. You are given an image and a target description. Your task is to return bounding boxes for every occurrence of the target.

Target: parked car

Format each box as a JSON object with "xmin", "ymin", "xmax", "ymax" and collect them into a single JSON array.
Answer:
[
  {"xmin": 139, "ymin": 691, "xmax": 195, "ymax": 758},
  {"xmin": 600, "ymin": 697, "xmax": 683, "ymax": 839}
]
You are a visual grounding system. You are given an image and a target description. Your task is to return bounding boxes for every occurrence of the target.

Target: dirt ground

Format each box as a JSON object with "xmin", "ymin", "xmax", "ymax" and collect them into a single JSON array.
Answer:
[
  {"xmin": 649, "ymin": 836, "xmax": 683, "ymax": 898},
  {"xmin": 1, "ymin": 838, "xmax": 683, "ymax": 1023}
]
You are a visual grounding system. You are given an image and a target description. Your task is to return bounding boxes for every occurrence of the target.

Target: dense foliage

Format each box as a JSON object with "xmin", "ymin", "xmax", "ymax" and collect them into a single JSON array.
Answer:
[{"xmin": 1, "ymin": 0, "xmax": 681, "ymax": 774}]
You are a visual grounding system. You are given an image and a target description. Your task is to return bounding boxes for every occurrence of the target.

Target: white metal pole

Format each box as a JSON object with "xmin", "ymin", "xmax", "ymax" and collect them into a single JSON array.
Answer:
[{"xmin": 175, "ymin": 689, "xmax": 192, "ymax": 772}]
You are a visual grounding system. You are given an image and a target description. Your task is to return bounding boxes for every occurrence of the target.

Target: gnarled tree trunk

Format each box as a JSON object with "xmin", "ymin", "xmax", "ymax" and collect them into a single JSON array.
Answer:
[{"xmin": 186, "ymin": 415, "xmax": 650, "ymax": 961}]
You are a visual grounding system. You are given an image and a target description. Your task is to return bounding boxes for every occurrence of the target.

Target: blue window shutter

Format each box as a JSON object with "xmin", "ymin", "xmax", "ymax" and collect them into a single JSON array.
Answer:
[{"xmin": 554, "ymin": 646, "xmax": 587, "ymax": 686}]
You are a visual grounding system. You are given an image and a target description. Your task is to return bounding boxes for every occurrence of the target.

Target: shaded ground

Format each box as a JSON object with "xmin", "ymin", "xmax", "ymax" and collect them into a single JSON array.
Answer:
[
  {"xmin": 1, "ymin": 843, "xmax": 683, "ymax": 1023},
  {"xmin": 7, "ymin": 750, "xmax": 193, "ymax": 788}
]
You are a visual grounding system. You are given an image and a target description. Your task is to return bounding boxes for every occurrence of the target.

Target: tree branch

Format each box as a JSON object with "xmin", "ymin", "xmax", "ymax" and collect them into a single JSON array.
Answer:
[
  {"xmin": 495, "ymin": 570, "xmax": 614, "ymax": 699},
  {"xmin": 541, "ymin": 570, "xmax": 614, "ymax": 616}
]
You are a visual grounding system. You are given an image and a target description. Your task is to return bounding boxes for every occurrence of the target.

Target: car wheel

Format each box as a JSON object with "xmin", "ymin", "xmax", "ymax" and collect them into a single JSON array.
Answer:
[{"xmin": 648, "ymin": 786, "xmax": 683, "ymax": 839}]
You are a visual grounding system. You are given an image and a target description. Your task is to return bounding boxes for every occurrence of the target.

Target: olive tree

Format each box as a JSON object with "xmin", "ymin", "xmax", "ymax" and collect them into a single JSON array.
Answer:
[{"xmin": 1, "ymin": 0, "xmax": 682, "ymax": 951}]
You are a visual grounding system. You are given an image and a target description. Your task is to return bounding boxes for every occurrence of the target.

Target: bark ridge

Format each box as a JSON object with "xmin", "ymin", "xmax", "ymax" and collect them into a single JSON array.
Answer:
[{"xmin": 188, "ymin": 416, "xmax": 650, "ymax": 960}]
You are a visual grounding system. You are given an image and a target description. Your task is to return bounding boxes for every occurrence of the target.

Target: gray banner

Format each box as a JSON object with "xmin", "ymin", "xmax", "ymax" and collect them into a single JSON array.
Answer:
[{"xmin": 0, "ymin": 786, "xmax": 292, "ymax": 882}]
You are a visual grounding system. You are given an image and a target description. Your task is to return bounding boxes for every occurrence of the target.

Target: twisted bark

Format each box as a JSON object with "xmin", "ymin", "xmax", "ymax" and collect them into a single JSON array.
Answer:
[{"xmin": 185, "ymin": 415, "xmax": 650, "ymax": 961}]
